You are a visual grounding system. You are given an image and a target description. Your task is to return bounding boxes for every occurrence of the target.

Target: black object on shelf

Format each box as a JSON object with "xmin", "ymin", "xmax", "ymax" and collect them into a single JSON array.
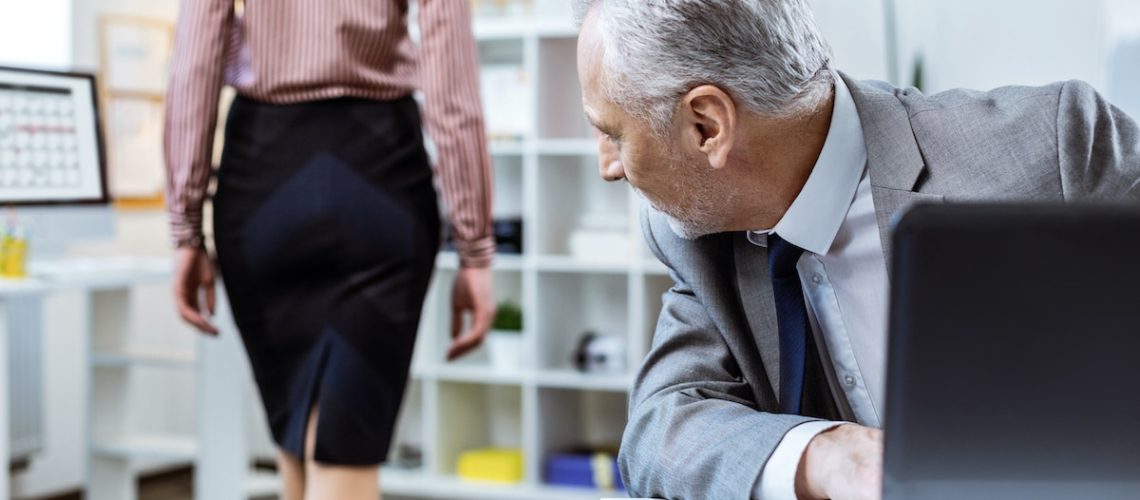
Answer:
[
  {"xmin": 442, "ymin": 217, "xmax": 524, "ymax": 255},
  {"xmin": 389, "ymin": 443, "xmax": 423, "ymax": 470},
  {"xmin": 493, "ymin": 217, "xmax": 524, "ymax": 254},
  {"xmin": 573, "ymin": 332, "xmax": 626, "ymax": 373}
]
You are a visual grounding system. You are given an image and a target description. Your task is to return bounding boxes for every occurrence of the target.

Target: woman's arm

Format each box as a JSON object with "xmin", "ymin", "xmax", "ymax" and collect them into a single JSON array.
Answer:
[
  {"xmin": 418, "ymin": 0, "xmax": 495, "ymax": 268},
  {"xmin": 164, "ymin": 0, "xmax": 234, "ymax": 249}
]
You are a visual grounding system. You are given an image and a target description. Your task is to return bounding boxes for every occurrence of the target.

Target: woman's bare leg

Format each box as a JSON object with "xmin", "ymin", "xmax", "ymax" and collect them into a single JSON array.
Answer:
[
  {"xmin": 302, "ymin": 405, "xmax": 382, "ymax": 500},
  {"xmin": 277, "ymin": 448, "xmax": 306, "ymax": 500}
]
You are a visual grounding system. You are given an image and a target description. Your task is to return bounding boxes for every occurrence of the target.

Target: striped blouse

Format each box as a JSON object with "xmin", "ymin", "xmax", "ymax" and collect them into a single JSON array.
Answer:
[{"xmin": 164, "ymin": 0, "xmax": 495, "ymax": 268}]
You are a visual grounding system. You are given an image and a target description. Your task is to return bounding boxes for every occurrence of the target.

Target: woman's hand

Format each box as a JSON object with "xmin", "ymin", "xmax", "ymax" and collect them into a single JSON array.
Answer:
[
  {"xmin": 448, "ymin": 266, "xmax": 495, "ymax": 360},
  {"xmin": 173, "ymin": 246, "xmax": 218, "ymax": 335}
]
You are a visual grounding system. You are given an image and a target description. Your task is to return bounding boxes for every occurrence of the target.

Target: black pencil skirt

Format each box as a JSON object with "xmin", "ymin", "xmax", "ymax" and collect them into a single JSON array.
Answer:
[{"xmin": 213, "ymin": 94, "xmax": 440, "ymax": 465}]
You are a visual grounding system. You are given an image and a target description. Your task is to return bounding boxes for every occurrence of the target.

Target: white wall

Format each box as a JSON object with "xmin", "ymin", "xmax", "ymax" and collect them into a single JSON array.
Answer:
[
  {"xmin": 70, "ymin": 0, "xmax": 181, "ymax": 70},
  {"xmin": 810, "ymin": 0, "xmax": 891, "ymax": 81},
  {"xmin": 1105, "ymin": 0, "xmax": 1140, "ymax": 118},
  {"xmin": 893, "ymin": 0, "xmax": 1140, "ymax": 120},
  {"xmin": 0, "ymin": 0, "xmax": 71, "ymax": 69},
  {"xmin": 920, "ymin": 0, "xmax": 1105, "ymax": 92}
]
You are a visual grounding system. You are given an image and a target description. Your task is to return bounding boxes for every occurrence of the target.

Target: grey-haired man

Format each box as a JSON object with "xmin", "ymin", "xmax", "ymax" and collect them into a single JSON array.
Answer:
[{"xmin": 573, "ymin": 1, "xmax": 1140, "ymax": 499}]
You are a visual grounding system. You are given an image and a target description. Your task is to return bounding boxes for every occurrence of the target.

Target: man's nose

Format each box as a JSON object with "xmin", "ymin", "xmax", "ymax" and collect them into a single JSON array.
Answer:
[
  {"xmin": 600, "ymin": 156, "xmax": 625, "ymax": 182},
  {"xmin": 595, "ymin": 134, "xmax": 625, "ymax": 182}
]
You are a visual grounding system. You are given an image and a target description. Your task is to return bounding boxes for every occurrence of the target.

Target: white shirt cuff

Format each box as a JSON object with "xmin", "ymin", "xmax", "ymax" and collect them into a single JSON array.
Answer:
[{"xmin": 754, "ymin": 421, "xmax": 843, "ymax": 500}]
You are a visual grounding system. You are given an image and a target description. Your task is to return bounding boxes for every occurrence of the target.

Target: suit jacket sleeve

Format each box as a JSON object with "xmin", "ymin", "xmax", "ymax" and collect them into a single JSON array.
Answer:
[
  {"xmin": 618, "ymin": 205, "xmax": 817, "ymax": 500},
  {"xmin": 1057, "ymin": 80, "xmax": 1140, "ymax": 199}
]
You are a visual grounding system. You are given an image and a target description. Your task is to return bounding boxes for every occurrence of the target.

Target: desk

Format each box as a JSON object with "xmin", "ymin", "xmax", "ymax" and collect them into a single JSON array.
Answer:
[{"xmin": 0, "ymin": 257, "xmax": 171, "ymax": 500}]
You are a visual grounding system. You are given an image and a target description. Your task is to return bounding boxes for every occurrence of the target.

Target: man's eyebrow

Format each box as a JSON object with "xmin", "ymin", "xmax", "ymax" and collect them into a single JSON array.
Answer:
[
  {"xmin": 583, "ymin": 111, "xmax": 601, "ymax": 129},
  {"xmin": 584, "ymin": 112, "xmax": 617, "ymax": 136}
]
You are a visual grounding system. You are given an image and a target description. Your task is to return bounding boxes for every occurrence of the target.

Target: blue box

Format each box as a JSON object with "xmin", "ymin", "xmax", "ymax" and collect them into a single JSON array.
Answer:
[{"xmin": 544, "ymin": 453, "xmax": 625, "ymax": 491}]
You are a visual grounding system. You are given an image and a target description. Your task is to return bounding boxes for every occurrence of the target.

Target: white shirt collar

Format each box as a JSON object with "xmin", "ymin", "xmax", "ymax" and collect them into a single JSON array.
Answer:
[{"xmin": 747, "ymin": 72, "xmax": 868, "ymax": 255}]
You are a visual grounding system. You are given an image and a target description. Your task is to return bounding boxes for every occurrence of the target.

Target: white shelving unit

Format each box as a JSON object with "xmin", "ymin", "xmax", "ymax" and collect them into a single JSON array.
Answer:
[{"xmin": 376, "ymin": 11, "xmax": 672, "ymax": 500}]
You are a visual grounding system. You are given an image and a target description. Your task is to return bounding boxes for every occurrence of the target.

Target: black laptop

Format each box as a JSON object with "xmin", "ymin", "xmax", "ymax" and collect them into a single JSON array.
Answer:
[{"xmin": 884, "ymin": 203, "xmax": 1140, "ymax": 500}]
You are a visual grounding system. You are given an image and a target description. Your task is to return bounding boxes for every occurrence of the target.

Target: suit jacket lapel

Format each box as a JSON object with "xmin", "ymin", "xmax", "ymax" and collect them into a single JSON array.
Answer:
[
  {"xmin": 843, "ymin": 74, "xmax": 945, "ymax": 271},
  {"xmin": 733, "ymin": 234, "xmax": 782, "ymax": 399},
  {"xmin": 869, "ymin": 187, "xmax": 944, "ymax": 276}
]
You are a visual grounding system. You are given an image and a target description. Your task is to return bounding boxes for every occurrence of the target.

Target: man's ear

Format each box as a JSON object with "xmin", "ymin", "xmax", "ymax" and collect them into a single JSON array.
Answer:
[{"xmin": 679, "ymin": 85, "xmax": 737, "ymax": 169}]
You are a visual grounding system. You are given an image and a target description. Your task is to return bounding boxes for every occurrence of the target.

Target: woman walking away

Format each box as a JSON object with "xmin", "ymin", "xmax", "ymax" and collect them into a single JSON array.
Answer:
[{"xmin": 164, "ymin": 1, "xmax": 497, "ymax": 498}]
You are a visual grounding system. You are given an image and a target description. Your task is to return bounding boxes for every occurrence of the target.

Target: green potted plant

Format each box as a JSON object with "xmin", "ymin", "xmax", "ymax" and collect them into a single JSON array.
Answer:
[{"xmin": 487, "ymin": 300, "xmax": 523, "ymax": 371}]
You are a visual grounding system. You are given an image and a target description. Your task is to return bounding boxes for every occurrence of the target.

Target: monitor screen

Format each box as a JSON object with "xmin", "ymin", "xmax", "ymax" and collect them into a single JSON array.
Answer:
[{"xmin": 0, "ymin": 66, "xmax": 108, "ymax": 205}]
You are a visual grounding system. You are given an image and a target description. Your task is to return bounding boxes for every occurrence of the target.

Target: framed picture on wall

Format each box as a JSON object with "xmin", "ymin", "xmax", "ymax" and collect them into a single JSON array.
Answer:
[
  {"xmin": 104, "ymin": 94, "xmax": 165, "ymax": 199},
  {"xmin": 99, "ymin": 16, "xmax": 173, "ymax": 96},
  {"xmin": 98, "ymin": 15, "xmax": 173, "ymax": 207}
]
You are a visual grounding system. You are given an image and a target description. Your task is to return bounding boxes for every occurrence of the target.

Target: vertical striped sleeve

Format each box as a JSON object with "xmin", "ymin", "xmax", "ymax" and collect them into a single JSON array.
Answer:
[
  {"xmin": 163, "ymin": 0, "xmax": 234, "ymax": 248},
  {"xmin": 418, "ymin": 0, "xmax": 495, "ymax": 268}
]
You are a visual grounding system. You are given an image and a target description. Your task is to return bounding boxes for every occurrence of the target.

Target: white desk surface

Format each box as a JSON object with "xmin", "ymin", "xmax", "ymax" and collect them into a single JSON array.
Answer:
[{"xmin": 0, "ymin": 256, "xmax": 171, "ymax": 296}]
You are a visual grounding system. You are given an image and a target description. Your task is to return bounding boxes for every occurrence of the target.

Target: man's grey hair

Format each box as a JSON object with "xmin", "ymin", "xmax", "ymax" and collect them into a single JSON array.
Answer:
[{"xmin": 574, "ymin": 0, "xmax": 834, "ymax": 133}]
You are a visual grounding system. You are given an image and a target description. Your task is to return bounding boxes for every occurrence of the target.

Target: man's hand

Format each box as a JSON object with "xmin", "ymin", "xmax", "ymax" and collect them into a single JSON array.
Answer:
[
  {"xmin": 796, "ymin": 423, "xmax": 884, "ymax": 500},
  {"xmin": 448, "ymin": 266, "xmax": 495, "ymax": 360},
  {"xmin": 173, "ymin": 246, "xmax": 218, "ymax": 335}
]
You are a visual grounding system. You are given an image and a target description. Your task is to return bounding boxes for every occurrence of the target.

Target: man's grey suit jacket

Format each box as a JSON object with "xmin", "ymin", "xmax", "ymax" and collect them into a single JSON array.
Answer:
[{"xmin": 619, "ymin": 73, "xmax": 1140, "ymax": 500}]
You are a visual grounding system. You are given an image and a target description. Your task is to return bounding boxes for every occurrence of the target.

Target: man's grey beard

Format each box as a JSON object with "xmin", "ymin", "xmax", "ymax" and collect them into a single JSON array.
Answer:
[
  {"xmin": 632, "ymin": 160, "xmax": 728, "ymax": 241},
  {"xmin": 665, "ymin": 213, "xmax": 714, "ymax": 240}
]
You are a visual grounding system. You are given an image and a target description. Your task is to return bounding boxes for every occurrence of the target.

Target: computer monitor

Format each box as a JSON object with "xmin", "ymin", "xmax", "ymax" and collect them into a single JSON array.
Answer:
[
  {"xmin": 885, "ymin": 203, "xmax": 1140, "ymax": 500},
  {"xmin": 0, "ymin": 66, "xmax": 108, "ymax": 204},
  {"xmin": 0, "ymin": 66, "xmax": 113, "ymax": 256}
]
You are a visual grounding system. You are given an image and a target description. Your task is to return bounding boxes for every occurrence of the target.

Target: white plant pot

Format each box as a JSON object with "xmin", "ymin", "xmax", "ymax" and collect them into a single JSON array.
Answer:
[{"xmin": 486, "ymin": 330, "xmax": 523, "ymax": 371}]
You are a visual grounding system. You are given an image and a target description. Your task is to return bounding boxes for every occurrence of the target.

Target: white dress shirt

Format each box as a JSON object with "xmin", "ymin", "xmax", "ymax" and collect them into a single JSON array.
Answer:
[{"xmin": 749, "ymin": 73, "xmax": 890, "ymax": 499}]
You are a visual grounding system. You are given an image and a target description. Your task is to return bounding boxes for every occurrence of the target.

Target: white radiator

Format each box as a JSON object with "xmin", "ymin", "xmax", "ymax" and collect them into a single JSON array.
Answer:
[{"xmin": 7, "ymin": 296, "xmax": 43, "ymax": 462}]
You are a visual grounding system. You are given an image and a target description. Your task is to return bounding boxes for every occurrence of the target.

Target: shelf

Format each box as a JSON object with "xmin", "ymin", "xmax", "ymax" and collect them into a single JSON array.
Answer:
[
  {"xmin": 536, "ymin": 388, "xmax": 628, "ymax": 496},
  {"xmin": 238, "ymin": 469, "xmax": 625, "ymax": 500},
  {"xmin": 535, "ymin": 272, "xmax": 629, "ymax": 371},
  {"xmin": 435, "ymin": 252, "xmax": 526, "ymax": 271},
  {"xmin": 90, "ymin": 434, "xmax": 198, "ymax": 461},
  {"xmin": 535, "ymin": 255, "xmax": 632, "ymax": 274},
  {"xmin": 91, "ymin": 348, "xmax": 196, "ymax": 369},
  {"xmin": 536, "ymin": 369, "xmax": 632, "ymax": 392},
  {"xmin": 489, "ymin": 140, "xmax": 527, "ymax": 156},
  {"xmin": 536, "ymin": 138, "xmax": 597, "ymax": 156},
  {"xmin": 436, "ymin": 382, "xmax": 523, "ymax": 478},
  {"xmin": 473, "ymin": 19, "xmax": 579, "ymax": 41},
  {"xmin": 414, "ymin": 365, "xmax": 633, "ymax": 392},
  {"xmin": 382, "ymin": 469, "xmax": 620, "ymax": 500},
  {"xmin": 534, "ymin": 155, "xmax": 632, "ymax": 256},
  {"xmin": 427, "ymin": 363, "xmax": 527, "ymax": 386},
  {"xmin": 244, "ymin": 470, "xmax": 280, "ymax": 497}
]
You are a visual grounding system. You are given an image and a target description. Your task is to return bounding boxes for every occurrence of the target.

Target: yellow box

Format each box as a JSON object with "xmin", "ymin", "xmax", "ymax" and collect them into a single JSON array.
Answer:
[{"xmin": 457, "ymin": 448, "xmax": 524, "ymax": 484}]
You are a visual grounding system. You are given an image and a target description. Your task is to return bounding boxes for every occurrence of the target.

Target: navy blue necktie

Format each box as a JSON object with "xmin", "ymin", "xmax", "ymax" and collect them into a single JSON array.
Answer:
[{"xmin": 767, "ymin": 234, "xmax": 809, "ymax": 414}]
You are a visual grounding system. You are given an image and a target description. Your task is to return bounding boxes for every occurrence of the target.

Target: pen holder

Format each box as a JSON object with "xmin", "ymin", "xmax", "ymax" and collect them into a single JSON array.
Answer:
[{"xmin": 1, "ymin": 228, "xmax": 28, "ymax": 278}]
